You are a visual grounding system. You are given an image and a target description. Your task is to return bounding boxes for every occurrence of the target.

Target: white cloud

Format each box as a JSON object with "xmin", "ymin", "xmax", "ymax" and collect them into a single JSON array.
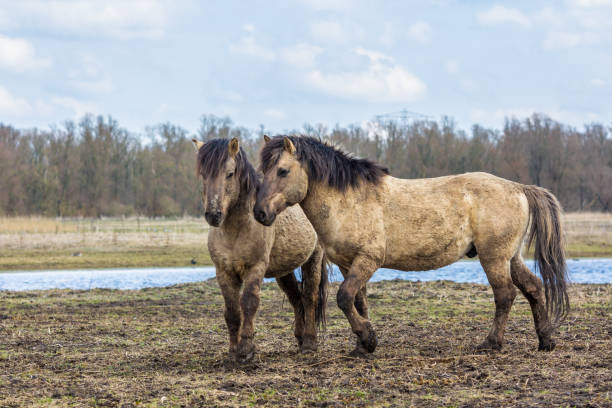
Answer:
[
  {"xmin": 280, "ymin": 43, "xmax": 322, "ymax": 67},
  {"xmin": 305, "ymin": 48, "xmax": 426, "ymax": 103},
  {"xmin": 229, "ymin": 25, "xmax": 277, "ymax": 61},
  {"xmin": 70, "ymin": 76, "xmax": 114, "ymax": 94},
  {"xmin": 51, "ymin": 96, "xmax": 97, "ymax": 118},
  {"xmin": 310, "ymin": 20, "xmax": 349, "ymax": 44},
  {"xmin": 590, "ymin": 78, "xmax": 606, "ymax": 86},
  {"xmin": 229, "ymin": 33, "xmax": 276, "ymax": 61},
  {"xmin": 68, "ymin": 55, "xmax": 113, "ymax": 94},
  {"xmin": 379, "ymin": 22, "xmax": 395, "ymax": 46},
  {"xmin": 220, "ymin": 90, "xmax": 244, "ymax": 103},
  {"xmin": 571, "ymin": 0, "xmax": 612, "ymax": 7},
  {"xmin": 264, "ymin": 108, "xmax": 286, "ymax": 120},
  {"xmin": 0, "ymin": 35, "xmax": 51, "ymax": 71},
  {"xmin": 309, "ymin": 19, "xmax": 364, "ymax": 45},
  {"xmin": 355, "ymin": 47, "xmax": 392, "ymax": 63},
  {"xmin": 477, "ymin": 5, "xmax": 531, "ymax": 27},
  {"xmin": 362, "ymin": 120, "xmax": 389, "ymax": 141},
  {"xmin": 445, "ymin": 59, "xmax": 459, "ymax": 74},
  {"xmin": 543, "ymin": 30, "xmax": 598, "ymax": 49},
  {"xmin": 460, "ymin": 79, "xmax": 477, "ymax": 92},
  {"xmin": 0, "ymin": 86, "xmax": 31, "ymax": 115},
  {"xmin": 298, "ymin": 0, "xmax": 351, "ymax": 11},
  {"xmin": 407, "ymin": 21, "xmax": 432, "ymax": 44},
  {"xmin": 2, "ymin": 0, "xmax": 169, "ymax": 39}
]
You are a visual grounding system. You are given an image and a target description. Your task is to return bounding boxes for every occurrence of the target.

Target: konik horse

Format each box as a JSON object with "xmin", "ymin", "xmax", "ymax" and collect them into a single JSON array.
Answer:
[
  {"xmin": 193, "ymin": 137, "xmax": 329, "ymax": 361},
  {"xmin": 254, "ymin": 135, "xmax": 569, "ymax": 356}
]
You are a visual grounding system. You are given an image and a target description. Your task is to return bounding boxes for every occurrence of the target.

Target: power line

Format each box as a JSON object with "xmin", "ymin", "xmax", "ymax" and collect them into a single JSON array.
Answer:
[{"xmin": 374, "ymin": 109, "xmax": 433, "ymax": 125}]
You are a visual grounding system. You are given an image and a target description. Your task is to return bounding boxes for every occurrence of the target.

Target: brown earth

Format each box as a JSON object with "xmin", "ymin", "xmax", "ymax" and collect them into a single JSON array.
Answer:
[{"xmin": 0, "ymin": 280, "xmax": 610, "ymax": 407}]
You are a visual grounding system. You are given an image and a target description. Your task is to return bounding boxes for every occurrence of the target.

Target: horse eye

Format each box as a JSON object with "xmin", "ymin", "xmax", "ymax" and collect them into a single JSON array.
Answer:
[
  {"xmin": 226, "ymin": 171, "xmax": 234, "ymax": 179},
  {"xmin": 277, "ymin": 168, "xmax": 289, "ymax": 177}
]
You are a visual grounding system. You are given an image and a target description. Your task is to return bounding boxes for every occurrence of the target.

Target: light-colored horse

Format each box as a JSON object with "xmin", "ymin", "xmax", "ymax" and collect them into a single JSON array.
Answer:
[
  {"xmin": 193, "ymin": 137, "xmax": 328, "ymax": 362},
  {"xmin": 254, "ymin": 135, "xmax": 569, "ymax": 356}
]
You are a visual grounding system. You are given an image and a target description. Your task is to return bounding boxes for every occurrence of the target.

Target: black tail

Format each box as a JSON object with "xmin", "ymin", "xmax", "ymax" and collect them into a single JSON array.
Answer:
[
  {"xmin": 315, "ymin": 252, "xmax": 330, "ymax": 330},
  {"xmin": 523, "ymin": 185, "xmax": 570, "ymax": 326}
]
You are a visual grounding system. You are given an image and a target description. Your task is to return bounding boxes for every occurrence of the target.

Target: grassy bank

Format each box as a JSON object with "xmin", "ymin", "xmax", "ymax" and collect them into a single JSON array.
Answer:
[
  {"xmin": 0, "ymin": 212, "xmax": 611, "ymax": 271},
  {"xmin": 0, "ymin": 280, "xmax": 610, "ymax": 407},
  {"xmin": 0, "ymin": 217, "xmax": 211, "ymax": 271}
]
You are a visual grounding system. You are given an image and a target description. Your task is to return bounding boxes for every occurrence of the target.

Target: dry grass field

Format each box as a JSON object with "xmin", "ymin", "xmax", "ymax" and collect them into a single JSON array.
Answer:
[
  {"xmin": 0, "ymin": 212, "xmax": 610, "ymax": 271},
  {"xmin": 0, "ymin": 217, "xmax": 210, "ymax": 270},
  {"xmin": 0, "ymin": 280, "xmax": 610, "ymax": 407}
]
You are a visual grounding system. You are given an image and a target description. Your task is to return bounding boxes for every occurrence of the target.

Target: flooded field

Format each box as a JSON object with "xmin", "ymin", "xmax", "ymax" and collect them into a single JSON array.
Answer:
[{"xmin": 1, "ymin": 258, "xmax": 611, "ymax": 291}]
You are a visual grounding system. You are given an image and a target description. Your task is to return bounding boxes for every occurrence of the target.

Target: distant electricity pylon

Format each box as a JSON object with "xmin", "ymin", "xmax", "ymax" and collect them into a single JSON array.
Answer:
[{"xmin": 374, "ymin": 109, "xmax": 433, "ymax": 126}]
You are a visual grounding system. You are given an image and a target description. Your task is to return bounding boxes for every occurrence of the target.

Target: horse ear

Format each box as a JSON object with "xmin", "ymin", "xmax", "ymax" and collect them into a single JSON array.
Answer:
[
  {"xmin": 192, "ymin": 138, "xmax": 204, "ymax": 153},
  {"xmin": 263, "ymin": 134, "xmax": 271, "ymax": 143},
  {"xmin": 228, "ymin": 137, "xmax": 240, "ymax": 157},
  {"xmin": 283, "ymin": 136, "xmax": 296, "ymax": 155}
]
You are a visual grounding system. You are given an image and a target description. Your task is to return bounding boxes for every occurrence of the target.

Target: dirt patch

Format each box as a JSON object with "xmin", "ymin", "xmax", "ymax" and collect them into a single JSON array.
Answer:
[{"xmin": 0, "ymin": 280, "xmax": 610, "ymax": 407}]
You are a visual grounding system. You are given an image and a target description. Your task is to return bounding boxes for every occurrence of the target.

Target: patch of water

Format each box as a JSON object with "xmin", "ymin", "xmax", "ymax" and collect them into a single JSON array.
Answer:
[{"xmin": 0, "ymin": 259, "xmax": 610, "ymax": 291}]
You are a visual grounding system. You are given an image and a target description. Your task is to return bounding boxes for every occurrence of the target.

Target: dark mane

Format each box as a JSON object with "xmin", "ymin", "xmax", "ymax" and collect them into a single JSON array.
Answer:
[
  {"xmin": 260, "ymin": 135, "xmax": 389, "ymax": 191},
  {"xmin": 197, "ymin": 139, "xmax": 258, "ymax": 197}
]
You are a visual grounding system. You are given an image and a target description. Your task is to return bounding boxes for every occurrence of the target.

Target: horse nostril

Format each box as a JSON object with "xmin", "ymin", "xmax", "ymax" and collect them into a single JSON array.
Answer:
[
  {"xmin": 255, "ymin": 208, "xmax": 266, "ymax": 221},
  {"xmin": 205, "ymin": 211, "xmax": 222, "ymax": 225}
]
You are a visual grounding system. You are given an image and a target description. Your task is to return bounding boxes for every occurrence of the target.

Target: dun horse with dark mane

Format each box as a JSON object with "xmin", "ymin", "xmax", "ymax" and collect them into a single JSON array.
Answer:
[
  {"xmin": 193, "ymin": 137, "xmax": 328, "ymax": 362},
  {"xmin": 254, "ymin": 135, "xmax": 569, "ymax": 356}
]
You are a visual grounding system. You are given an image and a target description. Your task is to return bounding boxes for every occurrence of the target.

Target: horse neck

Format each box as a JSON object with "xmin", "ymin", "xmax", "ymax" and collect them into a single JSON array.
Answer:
[
  {"xmin": 300, "ymin": 181, "xmax": 341, "ymax": 231},
  {"xmin": 220, "ymin": 193, "xmax": 258, "ymax": 235}
]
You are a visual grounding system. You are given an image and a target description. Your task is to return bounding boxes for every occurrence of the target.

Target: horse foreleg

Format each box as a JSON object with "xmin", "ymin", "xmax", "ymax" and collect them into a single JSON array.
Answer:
[
  {"xmin": 238, "ymin": 263, "xmax": 266, "ymax": 362},
  {"xmin": 217, "ymin": 271, "xmax": 242, "ymax": 358},
  {"xmin": 276, "ymin": 272, "xmax": 306, "ymax": 350},
  {"xmin": 510, "ymin": 255, "xmax": 555, "ymax": 351},
  {"xmin": 337, "ymin": 256, "xmax": 379, "ymax": 355},
  {"xmin": 479, "ymin": 257, "xmax": 517, "ymax": 351},
  {"xmin": 339, "ymin": 266, "xmax": 369, "ymax": 319},
  {"xmin": 299, "ymin": 248, "xmax": 323, "ymax": 353}
]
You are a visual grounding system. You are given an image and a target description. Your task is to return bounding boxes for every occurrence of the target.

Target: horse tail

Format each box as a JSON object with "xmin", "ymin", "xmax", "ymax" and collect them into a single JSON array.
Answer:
[
  {"xmin": 523, "ymin": 185, "xmax": 570, "ymax": 326},
  {"xmin": 315, "ymin": 251, "xmax": 330, "ymax": 330}
]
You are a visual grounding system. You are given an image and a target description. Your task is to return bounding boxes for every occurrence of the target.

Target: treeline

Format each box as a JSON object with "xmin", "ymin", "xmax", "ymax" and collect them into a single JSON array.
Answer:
[{"xmin": 0, "ymin": 113, "xmax": 610, "ymax": 216}]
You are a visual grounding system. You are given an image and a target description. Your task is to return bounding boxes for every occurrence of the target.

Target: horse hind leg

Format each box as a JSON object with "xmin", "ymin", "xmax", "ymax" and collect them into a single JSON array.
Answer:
[
  {"xmin": 299, "ymin": 246, "xmax": 325, "ymax": 353},
  {"xmin": 510, "ymin": 254, "xmax": 555, "ymax": 351},
  {"xmin": 478, "ymin": 257, "xmax": 517, "ymax": 351},
  {"xmin": 276, "ymin": 272, "xmax": 306, "ymax": 350}
]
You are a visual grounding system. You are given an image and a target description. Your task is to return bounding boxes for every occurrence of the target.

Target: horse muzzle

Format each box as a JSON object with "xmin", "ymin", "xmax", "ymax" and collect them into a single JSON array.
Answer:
[
  {"xmin": 253, "ymin": 206, "xmax": 276, "ymax": 226},
  {"xmin": 205, "ymin": 210, "xmax": 223, "ymax": 227}
]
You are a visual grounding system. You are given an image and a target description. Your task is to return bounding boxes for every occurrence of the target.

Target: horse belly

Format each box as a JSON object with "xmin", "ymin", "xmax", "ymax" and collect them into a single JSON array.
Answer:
[
  {"xmin": 383, "ymin": 204, "xmax": 473, "ymax": 271},
  {"xmin": 384, "ymin": 233, "xmax": 472, "ymax": 271}
]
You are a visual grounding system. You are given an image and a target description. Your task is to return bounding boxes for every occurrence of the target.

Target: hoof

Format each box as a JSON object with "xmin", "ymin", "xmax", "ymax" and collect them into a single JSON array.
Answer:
[
  {"xmin": 358, "ymin": 324, "xmax": 378, "ymax": 353},
  {"xmin": 538, "ymin": 339, "xmax": 556, "ymax": 351},
  {"xmin": 349, "ymin": 346, "xmax": 374, "ymax": 359},
  {"xmin": 300, "ymin": 346, "xmax": 317, "ymax": 355},
  {"xmin": 237, "ymin": 349, "xmax": 255, "ymax": 363},
  {"xmin": 476, "ymin": 338, "xmax": 502, "ymax": 351},
  {"xmin": 300, "ymin": 337, "xmax": 318, "ymax": 354},
  {"xmin": 237, "ymin": 340, "xmax": 256, "ymax": 362}
]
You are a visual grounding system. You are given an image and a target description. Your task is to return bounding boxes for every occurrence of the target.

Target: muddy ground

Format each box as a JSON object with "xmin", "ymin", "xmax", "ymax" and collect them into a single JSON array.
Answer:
[{"xmin": 0, "ymin": 280, "xmax": 610, "ymax": 407}]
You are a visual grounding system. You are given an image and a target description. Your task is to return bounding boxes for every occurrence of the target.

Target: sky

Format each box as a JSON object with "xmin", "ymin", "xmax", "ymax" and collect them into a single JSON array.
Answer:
[{"xmin": 1, "ymin": 0, "xmax": 612, "ymax": 136}]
